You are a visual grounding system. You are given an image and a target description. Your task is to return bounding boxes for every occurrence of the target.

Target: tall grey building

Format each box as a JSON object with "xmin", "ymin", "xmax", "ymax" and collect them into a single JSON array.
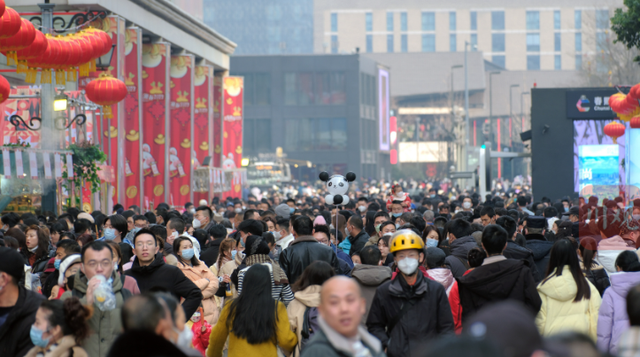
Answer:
[{"xmin": 204, "ymin": 0, "xmax": 314, "ymax": 55}]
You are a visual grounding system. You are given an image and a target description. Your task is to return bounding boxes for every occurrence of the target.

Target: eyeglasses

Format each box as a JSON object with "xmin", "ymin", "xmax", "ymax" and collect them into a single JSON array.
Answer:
[
  {"xmin": 85, "ymin": 260, "xmax": 113, "ymax": 269},
  {"xmin": 135, "ymin": 241, "xmax": 156, "ymax": 248}
]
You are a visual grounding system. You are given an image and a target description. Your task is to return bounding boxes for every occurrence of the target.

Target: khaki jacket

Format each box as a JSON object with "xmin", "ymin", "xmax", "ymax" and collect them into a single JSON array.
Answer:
[
  {"xmin": 177, "ymin": 259, "xmax": 220, "ymax": 324},
  {"xmin": 286, "ymin": 285, "xmax": 322, "ymax": 357}
]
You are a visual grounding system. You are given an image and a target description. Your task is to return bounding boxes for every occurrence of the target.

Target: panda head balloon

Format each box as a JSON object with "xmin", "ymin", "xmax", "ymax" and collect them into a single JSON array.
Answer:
[{"xmin": 319, "ymin": 171, "xmax": 356, "ymax": 206}]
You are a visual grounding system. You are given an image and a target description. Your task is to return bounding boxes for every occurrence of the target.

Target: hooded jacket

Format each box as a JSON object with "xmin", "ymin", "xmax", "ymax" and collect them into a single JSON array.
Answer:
[
  {"xmin": 126, "ymin": 253, "xmax": 203, "ymax": 318},
  {"xmin": 351, "ymin": 264, "xmax": 392, "ymax": 323},
  {"xmin": 504, "ymin": 241, "xmax": 541, "ymax": 282},
  {"xmin": 597, "ymin": 271, "xmax": 640, "ymax": 353},
  {"xmin": 525, "ymin": 236, "xmax": 554, "ymax": 278},
  {"xmin": 287, "ymin": 284, "xmax": 322, "ymax": 357},
  {"xmin": 444, "ymin": 236, "xmax": 479, "ymax": 278},
  {"xmin": 580, "ymin": 259, "xmax": 610, "ymax": 296},
  {"xmin": 366, "ymin": 272, "xmax": 455, "ymax": 357},
  {"xmin": 457, "ymin": 259, "xmax": 541, "ymax": 322},
  {"xmin": 60, "ymin": 270, "xmax": 125, "ymax": 357},
  {"xmin": 536, "ymin": 266, "xmax": 601, "ymax": 341},
  {"xmin": 0, "ymin": 286, "xmax": 45, "ymax": 357},
  {"xmin": 348, "ymin": 230, "xmax": 370, "ymax": 256},
  {"xmin": 279, "ymin": 236, "xmax": 340, "ymax": 286},
  {"xmin": 428, "ymin": 268, "xmax": 462, "ymax": 333},
  {"xmin": 177, "ymin": 259, "xmax": 220, "ymax": 325},
  {"xmin": 598, "ymin": 236, "xmax": 635, "ymax": 274}
]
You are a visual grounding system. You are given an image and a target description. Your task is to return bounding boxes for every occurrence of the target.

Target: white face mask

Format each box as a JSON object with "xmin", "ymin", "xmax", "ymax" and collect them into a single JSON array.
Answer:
[
  {"xmin": 463, "ymin": 202, "xmax": 472, "ymax": 209},
  {"xmin": 397, "ymin": 257, "xmax": 420, "ymax": 275},
  {"xmin": 174, "ymin": 325, "xmax": 193, "ymax": 350},
  {"xmin": 192, "ymin": 218, "xmax": 201, "ymax": 229},
  {"xmin": 358, "ymin": 205, "xmax": 367, "ymax": 212},
  {"xmin": 234, "ymin": 208, "xmax": 242, "ymax": 213}
]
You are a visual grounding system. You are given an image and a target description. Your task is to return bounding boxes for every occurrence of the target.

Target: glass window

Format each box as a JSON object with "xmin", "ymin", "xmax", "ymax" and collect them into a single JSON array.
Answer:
[
  {"xmin": 422, "ymin": 12, "xmax": 435, "ymax": 31},
  {"xmin": 314, "ymin": 72, "xmax": 330, "ymax": 105},
  {"xmin": 554, "ymin": 10, "xmax": 561, "ymax": 30},
  {"xmin": 527, "ymin": 55, "xmax": 540, "ymax": 70},
  {"xmin": 470, "ymin": 11, "xmax": 477, "ymax": 30},
  {"xmin": 387, "ymin": 12, "xmax": 394, "ymax": 31},
  {"xmin": 331, "ymin": 13, "xmax": 337, "ymax": 32},
  {"xmin": 422, "ymin": 34, "xmax": 435, "ymax": 52},
  {"xmin": 401, "ymin": 34, "xmax": 408, "ymax": 52},
  {"xmin": 316, "ymin": 118, "xmax": 332, "ymax": 150},
  {"xmin": 366, "ymin": 34, "xmax": 373, "ymax": 52},
  {"xmin": 255, "ymin": 73, "xmax": 270, "ymax": 105},
  {"xmin": 401, "ymin": 12, "xmax": 407, "ymax": 31},
  {"xmin": 575, "ymin": 10, "xmax": 581, "ymax": 30},
  {"xmin": 387, "ymin": 34, "xmax": 394, "ymax": 52},
  {"xmin": 575, "ymin": 54, "xmax": 582, "ymax": 70},
  {"xmin": 526, "ymin": 11, "xmax": 539, "ymax": 30},
  {"xmin": 596, "ymin": 32, "xmax": 607, "ymax": 53},
  {"xmin": 330, "ymin": 72, "xmax": 345, "ymax": 105},
  {"xmin": 492, "ymin": 33, "xmax": 505, "ymax": 52},
  {"xmin": 244, "ymin": 119, "xmax": 271, "ymax": 152},
  {"xmin": 297, "ymin": 72, "xmax": 314, "ymax": 105},
  {"xmin": 575, "ymin": 32, "xmax": 582, "ymax": 52},
  {"xmin": 471, "ymin": 34, "xmax": 477, "ymax": 50},
  {"xmin": 450, "ymin": 34, "xmax": 456, "ymax": 52},
  {"xmin": 331, "ymin": 35, "xmax": 338, "ymax": 53},
  {"xmin": 243, "ymin": 74, "xmax": 254, "ymax": 105},
  {"xmin": 285, "ymin": 118, "xmax": 347, "ymax": 151},
  {"xmin": 332, "ymin": 118, "xmax": 347, "ymax": 150},
  {"xmin": 526, "ymin": 33, "xmax": 540, "ymax": 52},
  {"xmin": 554, "ymin": 55, "xmax": 561, "ymax": 70},
  {"xmin": 554, "ymin": 33, "xmax": 561, "ymax": 52},
  {"xmin": 492, "ymin": 55, "xmax": 505, "ymax": 68},
  {"xmin": 366, "ymin": 13, "xmax": 372, "ymax": 32},
  {"xmin": 596, "ymin": 9, "xmax": 609, "ymax": 29},
  {"xmin": 450, "ymin": 12, "xmax": 456, "ymax": 31},
  {"xmin": 284, "ymin": 73, "xmax": 296, "ymax": 105},
  {"xmin": 492, "ymin": 11, "xmax": 505, "ymax": 30}
]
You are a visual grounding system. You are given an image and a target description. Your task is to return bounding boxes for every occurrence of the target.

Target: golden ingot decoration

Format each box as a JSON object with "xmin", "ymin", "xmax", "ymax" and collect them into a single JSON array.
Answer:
[
  {"xmin": 126, "ymin": 130, "xmax": 139, "ymax": 141},
  {"xmin": 199, "ymin": 142, "xmax": 208, "ymax": 151},
  {"xmin": 154, "ymin": 134, "xmax": 165, "ymax": 145},
  {"xmin": 180, "ymin": 138, "xmax": 191, "ymax": 149},
  {"xmin": 104, "ymin": 126, "xmax": 117, "ymax": 138},
  {"xmin": 180, "ymin": 185, "xmax": 190, "ymax": 196}
]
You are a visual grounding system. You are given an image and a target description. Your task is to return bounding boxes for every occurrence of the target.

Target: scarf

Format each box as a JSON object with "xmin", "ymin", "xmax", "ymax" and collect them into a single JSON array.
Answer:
[{"xmin": 244, "ymin": 254, "xmax": 289, "ymax": 285}]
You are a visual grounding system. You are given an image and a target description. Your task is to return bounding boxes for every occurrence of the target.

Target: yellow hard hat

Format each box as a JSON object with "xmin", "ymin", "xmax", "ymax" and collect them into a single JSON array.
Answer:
[{"xmin": 389, "ymin": 230, "xmax": 425, "ymax": 253}]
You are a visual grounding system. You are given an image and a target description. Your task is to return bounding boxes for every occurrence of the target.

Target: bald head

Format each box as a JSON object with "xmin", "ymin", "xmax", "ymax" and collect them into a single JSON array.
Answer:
[{"xmin": 318, "ymin": 276, "xmax": 365, "ymax": 338}]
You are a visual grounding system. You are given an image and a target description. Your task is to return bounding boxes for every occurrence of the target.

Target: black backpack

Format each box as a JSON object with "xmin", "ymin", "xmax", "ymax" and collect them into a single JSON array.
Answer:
[{"xmin": 300, "ymin": 306, "xmax": 320, "ymax": 350}]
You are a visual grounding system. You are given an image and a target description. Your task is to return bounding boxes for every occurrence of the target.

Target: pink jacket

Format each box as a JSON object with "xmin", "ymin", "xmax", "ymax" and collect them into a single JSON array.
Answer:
[{"xmin": 597, "ymin": 236, "xmax": 635, "ymax": 274}]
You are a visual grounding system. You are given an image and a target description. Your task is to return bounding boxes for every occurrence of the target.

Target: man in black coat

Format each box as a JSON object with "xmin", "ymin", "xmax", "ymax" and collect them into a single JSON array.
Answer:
[
  {"xmin": 345, "ymin": 215, "xmax": 370, "ymax": 256},
  {"xmin": 496, "ymin": 216, "xmax": 541, "ymax": 282},
  {"xmin": 0, "ymin": 247, "xmax": 45, "ymax": 357},
  {"xmin": 125, "ymin": 229, "xmax": 202, "ymax": 318},
  {"xmin": 367, "ymin": 230, "xmax": 454, "ymax": 357},
  {"xmin": 199, "ymin": 224, "xmax": 227, "ymax": 267},
  {"xmin": 524, "ymin": 216, "xmax": 554, "ymax": 277},
  {"xmin": 457, "ymin": 225, "xmax": 541, "ymax": 322},
  {"xmin": 279, "ymin": 216, "xmax": 340, "ymax": 285},
  {"xmin": 443, "ymin": 219, "xmax": 479, "ymax": 278}
]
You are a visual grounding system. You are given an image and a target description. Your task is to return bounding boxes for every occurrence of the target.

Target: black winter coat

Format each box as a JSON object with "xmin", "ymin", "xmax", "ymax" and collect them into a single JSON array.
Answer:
[
  {"xmin": 126, "ymin": 253, "xmax": 203, "ymax": 318},
  {"xmin": 444, "ymin": 236, "xmax": 479, "ymax": 278},
  {"xmin": 301, "ymin": 325, "xmax": 386, "ymax": 357},
  {"xmin": 366, "ymin": 273, "xmax": 454, "ymax": 357},
  {"xmin": 0, "ymin": 286, "xmax": 45, "ymax": 357},
  {"xmin": 525, "ymin": 235, "xmax": 554, "ymax": 277},
  {"xmin": 200, "ymin": 238, "xmax": 223, "ymax": 267},
  {"xmin": 279, "ymin": 236, "xmax": 340, "ymax": 286},
  {"xmin": 348, "ymin": 230, "xmax": 370, "ymax": 256},
  {"xmin": 503, "ymin": 241, "xmax": 541, "ymax": 282},
  {"xmin": 456, "ymin": 259, "xmax": 541, "ymax": 322}
]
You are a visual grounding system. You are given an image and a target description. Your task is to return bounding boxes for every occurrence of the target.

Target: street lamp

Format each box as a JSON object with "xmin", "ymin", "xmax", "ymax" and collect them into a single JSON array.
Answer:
[
  {"xmin": 463, "ymin": 41, "xmax": 476, "ymax": 188},
  {"xmin": 509, "ymin": 84, "xmax": 519, "ymax": 180},
  {"xmin": 96, "ymin": 44, "xmax": 116, "ymax": 71},
  {"xmin": 53, "ymin": 92, "xmax": 68, "ymax": 111},
  {"xmin": 489, "ymin": 71, "xmax": 501, "ymax": 147}
]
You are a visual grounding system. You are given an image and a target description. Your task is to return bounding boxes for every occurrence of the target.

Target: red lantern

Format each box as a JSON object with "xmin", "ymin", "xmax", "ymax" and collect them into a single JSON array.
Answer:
[
  {"xmin": 0, "ymin": 74, "xmax": 9, "ymax": 105},
  {"xmin": 0, "ymin": 18, "xmax": 35, "ymax": 66},
  {"xmin": 0, "ymin": 1, "xmax": 6, "ymax": 19},
  {"xmin": 74, "ymin": 34, "xmax": 94, "ymax": 76},
  {"xmin": 0, "ymin": 7, "xmax": 21, "ymax": 39},
  {"xmin": 61, "ymin": 34, "xmax": 82, "ymax": 82},
  {"xmin": 604, "ymin": 121, "xmax": 626, "ymax": 144},
  {"xmin": 27, "ymin": 34, "xmax": 61, "ymax": 84},
  {"xmin": 78, "ymin": 30, "xmax": 104, "ymax": 72},
  {"xmin": 17, "ymin": 30, "xmax": 47, "ymax": 78},
  {"xmin": 631, "ymin": 116, "xmax": 640, "ymax": 129},
  {"xmin": 85, "ymin": 72, "xmax": 128, "ymax": 118}
]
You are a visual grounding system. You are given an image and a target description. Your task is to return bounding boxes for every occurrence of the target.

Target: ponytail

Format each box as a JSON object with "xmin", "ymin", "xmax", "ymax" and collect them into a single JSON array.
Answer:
[
  {"xmin": 579, "ymin": 237, "xmax": 598, "ymax": 272},
  {"xmin": 616, "ymin": 251, "xmax": 640, "ymax": 272},
  {"xmin": 63, "ymin": 297, "xmax": 92, "ymax": 344}
]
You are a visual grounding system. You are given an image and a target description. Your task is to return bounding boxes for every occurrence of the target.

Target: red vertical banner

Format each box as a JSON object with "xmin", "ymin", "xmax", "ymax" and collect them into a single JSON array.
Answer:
[
  {"xmin": 222, "ymin": 77, "xmax": 243, "ymax": 198},
  {"xmin": 213, "ymin": 76, "xmax": 223, "ymax": 168},
  {"xmin": 169, "ymin": 55, "xmax": 193, "ymax": 206},
  {"xmin": 142, "ymin": 43, "xmax": 170, "ymax": 209},
  {"xmin": 124, "ymin": 27, "xmax": 142, "ymax": 208},
  {"xmin": 193, "ymin": 65, "xmax": 212, "ymax": 204}
]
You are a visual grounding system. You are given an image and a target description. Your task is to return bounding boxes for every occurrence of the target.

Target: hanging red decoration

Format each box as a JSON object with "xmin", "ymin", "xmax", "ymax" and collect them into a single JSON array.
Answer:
[
  {"xmin": 0, "ymin": 74, "xmax": 9, "ymax": 105},
  {"xmin": 61, "ymin": 34, "xmax": 82, "ymax": 82},
  {"xmin": 631, "ymin": 116, "xmax": 640, "ymax": 129},
  {"xmin": 73, "ymin": 34, "xmax": 94, "ymax": 76},
  {"xmin": 85, "ymin": 72, "xmax": 128, "ymax": 118},
  {"xmin": 27, "ymin": 34, "xmax": 61, "ymax": 84},
  {"xmin": 16, "ymin": 30, "xmax": 47, "ymax": 77},
  {"xmin": 0, "ymin": 1, "xmax": 6, "ymax": 19},
  {"xmin": 604, "ymin": 121, "xmax": 626, "ymax": 144},
  {"xmin": 0, "ymin": 7, "xmax": 21, "ymax": 39},
  {"xmin": 0, "ymin": 18, "xmax": 35, "ymax": 66}
]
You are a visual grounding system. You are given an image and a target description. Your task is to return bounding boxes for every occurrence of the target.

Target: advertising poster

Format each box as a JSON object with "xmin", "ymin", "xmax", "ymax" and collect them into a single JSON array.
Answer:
[
  {"xmin": 141, "ymin": 43, "xmax": 170, "ymax": 209},
  {"xmin": 169, "ymin": 55, "xmax": 194, "ymax": 205},
  {"xmin": 124, "ymin": 27, "xmax": 142, "ymax": 208},
  {"xmin": 222, "ymin": 76, "xmax": 243, "ymax": 198},
  {"xmin": 213, "ymin": 76, "xmax": 223, "ymax": 168},
  {"xmin": 193, "ymin": 65, "xmax": 212, "ymax": 204}
]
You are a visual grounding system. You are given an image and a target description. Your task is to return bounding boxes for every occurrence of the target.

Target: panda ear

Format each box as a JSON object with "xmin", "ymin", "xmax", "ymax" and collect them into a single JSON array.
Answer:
[
  {"xmin": 319, "ymin": 172, "xmax": 329, "ymax": 182},
  {"xmin": 345, "ymin": 172, "xmax": 356, "ymax": 182}
]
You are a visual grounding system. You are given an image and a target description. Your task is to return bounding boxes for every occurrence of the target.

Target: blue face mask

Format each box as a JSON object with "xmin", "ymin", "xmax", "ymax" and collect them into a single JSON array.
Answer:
[
  {"xmin": 392, "ymin": 213, "xmax": 402, "ymax": 217},
  {"xmin": 240, "ymin": 238, "xmax": 246, "ymax": 248},
  {"xmin": 30, "ymin": 325, "xmax": 50, "ymax": 348},
  {"xmin": 104, "ymin": 228, "xmax": 116, "ymax": 241},
  {"xmin": 181, "ymin": 248, "xmax": 195, "ymax": 260},
  {"xmin": 426, "ymin": 238, "xmax": 439, "ymax": 248},
  {"xmin": 54, "ymin": 259, "xmax": 61, "ymax": 270},
  {"xmin": 564, "ymin": 207, "xmax": 569, "ymax": 212},
  {"xmin": 231, "ymin": 250, "xmax": 237, "ymax": 259},
  {"xmin": 289, "ymin": 207, "xmax": 295, "ymax": 214}
]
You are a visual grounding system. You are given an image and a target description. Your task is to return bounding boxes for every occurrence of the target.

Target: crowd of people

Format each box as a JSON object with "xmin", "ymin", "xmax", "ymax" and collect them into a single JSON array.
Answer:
[{"xmin": 1, "ymin": 182, "xmax": 640, "ymax": 357}]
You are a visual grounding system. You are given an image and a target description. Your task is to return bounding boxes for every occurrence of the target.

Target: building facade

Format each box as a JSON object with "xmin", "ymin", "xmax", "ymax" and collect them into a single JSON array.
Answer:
[
  {"xmin": 314, "ymin": 0, "xmax": 622, "ymax": 71},
  {"xmin": 230, "ymin": 54, "xmax": 390, "ymax": 181}
]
